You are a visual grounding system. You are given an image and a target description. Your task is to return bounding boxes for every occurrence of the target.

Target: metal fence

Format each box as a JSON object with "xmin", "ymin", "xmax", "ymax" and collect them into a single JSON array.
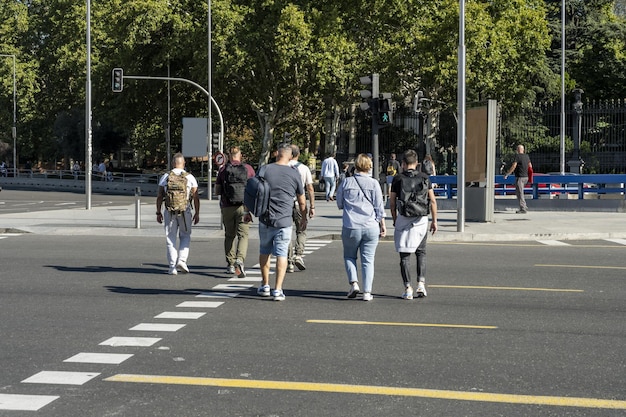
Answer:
[{"xmin": 330, "ymin": 98, "xmax": 626, "ymax": 175}]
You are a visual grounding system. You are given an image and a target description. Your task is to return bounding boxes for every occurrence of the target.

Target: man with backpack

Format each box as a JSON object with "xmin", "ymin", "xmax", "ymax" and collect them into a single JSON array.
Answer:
[
  {"xmin": 156, "ymin": 153, "xmax": 200, "ymax": 275},
  {"xmin": 215, "ymin": 146, "xmax": 255, "ymax": 277},
  {"xmin": 389, "ymin": 149, "xmax": 438, "ymax": 300},
  {"xmin": 253, "ymin": 144, "xmax": 307, "ymax": 301}
]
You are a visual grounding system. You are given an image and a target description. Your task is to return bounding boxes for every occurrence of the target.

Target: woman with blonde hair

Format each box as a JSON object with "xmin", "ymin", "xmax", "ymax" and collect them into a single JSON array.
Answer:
[{"xmin": 336, "ymin": 153, "xmax": 387, "ymax": 301}]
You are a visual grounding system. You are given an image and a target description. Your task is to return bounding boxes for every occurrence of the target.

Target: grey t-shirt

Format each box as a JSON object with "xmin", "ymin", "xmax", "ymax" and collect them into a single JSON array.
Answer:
[{"xmin": 264, "ymin": 163, "xmax": 304, "ymax": 228}]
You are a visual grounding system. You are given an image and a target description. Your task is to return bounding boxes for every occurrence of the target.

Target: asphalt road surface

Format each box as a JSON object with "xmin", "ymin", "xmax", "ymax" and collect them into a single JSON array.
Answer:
[
  {"xmin": 0, "ymin": 233, "xmax": 624, "ymax": 416},
  {"xmin": 0, "ymin": 189, "xmax": 145, "ymax": 214}
]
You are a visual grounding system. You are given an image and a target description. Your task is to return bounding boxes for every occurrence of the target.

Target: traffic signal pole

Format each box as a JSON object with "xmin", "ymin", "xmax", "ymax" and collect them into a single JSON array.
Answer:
[{"xmin": 113, "ymin": 73, "xmax": 224, "ymax": 200}]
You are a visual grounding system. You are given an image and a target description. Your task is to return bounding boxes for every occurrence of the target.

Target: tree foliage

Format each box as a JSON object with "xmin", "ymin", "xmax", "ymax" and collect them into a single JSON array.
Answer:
[{"xmin": 0, "ymin": 0, "xmax": 623, "ymax": 169}]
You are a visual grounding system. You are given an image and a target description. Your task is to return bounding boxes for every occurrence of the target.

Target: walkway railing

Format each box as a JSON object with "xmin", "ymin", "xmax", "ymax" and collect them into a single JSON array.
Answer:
[{"xmin": 432, "ymin": 174, "xmax": 626, "ymax": 200}]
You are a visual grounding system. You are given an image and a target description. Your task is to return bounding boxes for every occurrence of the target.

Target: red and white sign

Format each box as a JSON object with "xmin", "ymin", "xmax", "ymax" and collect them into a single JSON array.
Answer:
[{"xmin": 213, "ymin": 152, "xmax": 225, "ymax": 166}]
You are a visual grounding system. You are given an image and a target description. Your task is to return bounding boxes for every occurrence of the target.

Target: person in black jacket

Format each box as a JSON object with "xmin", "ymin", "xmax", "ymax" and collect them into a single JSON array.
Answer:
[{"xmin": 504, "ymin": 145, "xmax": 533, "ymax": 214}]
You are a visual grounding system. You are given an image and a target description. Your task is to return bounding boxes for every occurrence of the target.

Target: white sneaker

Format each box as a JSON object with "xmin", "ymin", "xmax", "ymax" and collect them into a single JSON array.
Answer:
[
  {"xmin": 363, "ymin": 293, "xmax": 374, "ymax": 301},
  {"xmin": 402, "ymin": 286, "xmax": 414, "ymax": 300},
  {"xmin": 168, "ymin": 266, "xmax": 178, "ymax": 275},
  {"xmin": 176, "ymin": 260, "xmax": 189, "ymax": 274},
  {"xmin": 416, "ymin": 282, "xmax": 428, "ymax": 298},
  {"xmin": 257, "ymin": 284, "xmax": 271, "ymax": 297},
  {"xmin": 272, "ymin": 289, "xmax": 286, "ymax": 301},
  {"xmin": 347, "ymin": 282, "xmax": 360, "ymax": 299}
]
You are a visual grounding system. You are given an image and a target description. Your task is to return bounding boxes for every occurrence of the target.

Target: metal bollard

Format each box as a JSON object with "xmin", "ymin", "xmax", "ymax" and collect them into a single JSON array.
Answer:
[{"xmin": 135, "ymin": 186, "xmax": 141, "ymax": 229}]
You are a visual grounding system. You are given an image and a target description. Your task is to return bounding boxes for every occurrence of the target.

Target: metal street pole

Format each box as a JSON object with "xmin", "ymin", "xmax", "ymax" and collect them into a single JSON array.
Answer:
[
  {"xmin": 560, "ymin": 0, "xmax": 566, "ymax": 174},
  {"xmin": 457, "ymin": 0, "xmax": 466, "ymax": 232},
  {"xmin": 0, "ymin": 54, "xmax": 16, "ymax": 177},
  {"xmin": 85, "ymin": 0, "xmax": 93, "ymax": 210},
  {"xmin": 207, "ymin": 0, "xmax": 213, "ymax": 200}
]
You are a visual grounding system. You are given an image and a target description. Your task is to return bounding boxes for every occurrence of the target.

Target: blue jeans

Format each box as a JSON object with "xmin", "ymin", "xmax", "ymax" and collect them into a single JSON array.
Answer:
[
  {"xmin": 324, "ymin": 176, "xmax": 336, "ymax": 200},
  {"xmin": 341, "ymin": 226, "xmax": 380, "ymax": 293}
]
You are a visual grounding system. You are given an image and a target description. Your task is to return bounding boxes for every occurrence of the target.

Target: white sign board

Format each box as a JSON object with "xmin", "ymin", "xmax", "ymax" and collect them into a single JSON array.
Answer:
[{"xmin": 182, "ymin": 117, "xmax": 208, "ymax": 157}]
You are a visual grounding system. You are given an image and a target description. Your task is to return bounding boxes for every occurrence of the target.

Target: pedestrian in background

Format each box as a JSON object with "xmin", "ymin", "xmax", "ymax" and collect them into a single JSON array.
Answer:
[
  {"xmin": 321, "ymin": 153, "xmax": 340, "ymax": 201},
  {"xmin": 215, "ymin": 146, "xmax": 255, "ymax": 277},
  {"xmin": 385, "ymin": 152, "xmax": 401, "ymax": 200},
  {"xmin": 256, "ymin": 144, "xmax": 307, "ymax": 301},
  {"xmin": 156, "ymin": 153, "xmax": 200, "ymax": 275},
  {"xmin": 504, "ymin": 144, "xmax": 533, "ymax": 213},
  {"xmin": 336, "ymin": 153, "xmax": 386, "ymax": 301},
  {"xmin": 390, "ymin": 150, "xmax": 438, "ymax": 299},
  {"xmin": 287, "ymin": 144, "xmax": 315, "ymax": 272},
  {"xmin": 72, "ymin": 161, "xmax": 80, "ymax": 180}
]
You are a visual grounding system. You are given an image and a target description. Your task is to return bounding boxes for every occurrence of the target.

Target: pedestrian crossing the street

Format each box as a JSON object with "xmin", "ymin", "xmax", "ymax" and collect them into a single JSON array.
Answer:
[{"xmin": 0, "ymin": 239, "xmax": 334, "ymax": 412}]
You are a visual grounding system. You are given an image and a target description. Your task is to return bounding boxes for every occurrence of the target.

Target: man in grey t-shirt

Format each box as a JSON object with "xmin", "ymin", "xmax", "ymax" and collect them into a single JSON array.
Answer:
[{"xmin": 256, "ymin": 144, "xmax": 307, "ymax": 301}]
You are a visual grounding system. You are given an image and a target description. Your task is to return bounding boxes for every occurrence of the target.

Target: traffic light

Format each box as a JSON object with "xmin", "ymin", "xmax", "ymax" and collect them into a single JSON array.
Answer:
[
  {"xmin": 378, "ymin": 97, "xmax": 392, "ymax": 126},
  {"xmin": 359, "ymin": 74, "xmax": 379, "ymax": 111},
  {"xmin": 112, "ymin": 68, "xmax": 123, "ymax": 92}
]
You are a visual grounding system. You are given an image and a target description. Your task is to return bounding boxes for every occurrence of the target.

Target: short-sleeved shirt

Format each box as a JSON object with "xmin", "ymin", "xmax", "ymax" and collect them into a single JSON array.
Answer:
[
  {"xmin": 158, "ymin": 168, "xmax": 199, "ymax": 210},
  {"xmin": 215, "ymin": 161, "xmax": 255, "ymax": 208},
  {"xmin": 263, "ymin": 163, "xmax": 304, "ymax": 228},
  {"xmin": 513, "ymin": 153, "xmax": 531, "ymax": 178}
]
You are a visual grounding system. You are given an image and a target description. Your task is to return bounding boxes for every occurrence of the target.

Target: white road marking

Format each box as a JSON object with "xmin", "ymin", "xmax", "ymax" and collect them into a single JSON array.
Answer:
[
  {"xmin": 22, "ymin": 371, "xmax": 100, "ymax": 385},
  {"xmin": 307, "ymin": 240, "xmax": 332, "ymax": 244},
  {"xmin": 212, "ymin": 284, "xmax": 253, "ymax": 291},
  {"xmin": 64, "ymin": 352, "xmax": 133, "ymax": 364},
  {"xmin": 177, "ymin": 301, "xmax": 225, "ymax": 308},
  {"xmin": 195, "ymin": 292, "xmax": 239, "ymax": 298},
  {"xmin": 537, "ymin": 240, "xmax": 571, "ymax": 246},
  {"xmin": 129, "ymin": 323, "xmax": 186, "ymax": 332},
  {"xmin": 228, "ymin": 276, "xmax": 262, "ymax": 282},
  {"xmin": 605, "ymin": 238, "xmax": 626, "ymax": 245},
  {"xmin": 100, "ymin": 337, "xmax": 162, "ymax": 347},
  {"xmin": 154, "ymin": 312, "xmax": 206, "ymax": 319},
  {"xmin": 0, "ymin": 394, "xmax": 59, "ymax": 411}
]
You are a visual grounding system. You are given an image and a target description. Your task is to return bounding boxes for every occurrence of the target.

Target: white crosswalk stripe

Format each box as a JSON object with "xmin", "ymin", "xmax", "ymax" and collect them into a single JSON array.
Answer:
[
  {"xmin": 64, "ymin": 352, "xmax": 133, "ymax": 364},
  {"xmin": 605, "ymin": 238, "xmax": 626, "ymax": 245},
  {"xmin": 22, "ymin": 371, "xmax": 100, "ymax": 385},
  {"xmin": 0, "ymin": 394, "xmax": 59, "ymax": 411},
  {"xmin": 537, "ymin": 240, "xmax": 571, "ymax": 246}
]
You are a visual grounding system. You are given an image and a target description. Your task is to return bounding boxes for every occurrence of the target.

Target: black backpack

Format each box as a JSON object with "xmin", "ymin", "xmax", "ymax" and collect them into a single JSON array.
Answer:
[
  {"xmin": 397, "ymin": 171, "xmax": 430, "ymax": 217},
  {"xmin": 223, "ymin": 163, "xmax": 248, "ymax": 204}
]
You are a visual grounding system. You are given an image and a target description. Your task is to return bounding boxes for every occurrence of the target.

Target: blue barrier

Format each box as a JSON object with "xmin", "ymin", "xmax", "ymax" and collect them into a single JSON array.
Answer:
[{"xmin": 429, "ymin": 174, "xmax": 626, "ymax": 200}]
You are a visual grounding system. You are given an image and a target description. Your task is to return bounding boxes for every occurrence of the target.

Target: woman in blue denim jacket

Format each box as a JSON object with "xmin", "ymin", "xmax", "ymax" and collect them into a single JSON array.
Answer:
[{"xmin": 336, "ymin": 153, "xmax": 387, "ymax": 301}]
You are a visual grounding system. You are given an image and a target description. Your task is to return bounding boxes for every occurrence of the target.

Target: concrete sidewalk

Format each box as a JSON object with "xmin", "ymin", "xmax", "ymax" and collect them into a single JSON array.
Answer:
[{"xmin": 1, "ymin": 197, "xmax": 626, "ymax": 242}]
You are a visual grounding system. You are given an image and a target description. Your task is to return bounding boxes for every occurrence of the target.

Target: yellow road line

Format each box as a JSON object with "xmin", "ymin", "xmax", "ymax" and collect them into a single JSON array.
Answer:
[
  {"xmin": 535, "ymin": 264, "xmax": 626, "ymax": 270},
  {"xmin": 430, "ymin": 284, "xmax": 583, "ymax": 292},
  {"xmin": 104, "ymin": 374, "xmax": 626, "ymax": 409},
  {"xmin": 306, "ymin": 319, "xmax": 497, "ymax": 329}
]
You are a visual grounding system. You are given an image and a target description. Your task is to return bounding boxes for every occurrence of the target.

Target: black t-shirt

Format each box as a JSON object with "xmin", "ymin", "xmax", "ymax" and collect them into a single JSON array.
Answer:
[{"xmin": 514, "ymin": 153, "xmax": 531, "ymax": 178}]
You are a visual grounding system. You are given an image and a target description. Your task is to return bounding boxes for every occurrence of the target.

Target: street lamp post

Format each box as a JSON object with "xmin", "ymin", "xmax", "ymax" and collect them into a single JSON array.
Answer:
[{"xmin": 0, "ymin": 54, "xmax": 17, "ymax": 177}]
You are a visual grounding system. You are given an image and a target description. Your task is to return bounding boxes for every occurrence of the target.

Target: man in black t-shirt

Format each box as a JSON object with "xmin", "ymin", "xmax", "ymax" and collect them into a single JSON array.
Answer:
[{"xmin": 504, "ymin": 145, "xmax": 533, "ymax": 213}]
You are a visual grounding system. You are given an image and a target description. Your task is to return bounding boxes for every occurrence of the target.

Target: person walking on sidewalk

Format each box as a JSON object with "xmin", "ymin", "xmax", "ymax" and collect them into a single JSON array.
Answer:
[
  {"xmin": 215, "ymin": 146, "xmax": 255, "ymax": 277},
  {"xmin": 287, "ymin": 144, "xmax": 315, "ymax": 272},
  {"xmin": 321, "ymin": 153, "xmax": 340, "ymax": 201},
  {"xmin": 156, "ymin": 153, "xmax": 200, "ymax": 275},
  {"xmin": 389, "ymin": 150, "xmax": 438, "ymax": 299},
  {"xmin": 336, "ymin": 153, "xmax": 387, "ymax": 301},
  {"xmin": 504, "ymin": 144, "xmax": 533, "ymax": 213},
  {"xmin": 256, "ymin": 144, "xmax": 307, "ymax": 301}
]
